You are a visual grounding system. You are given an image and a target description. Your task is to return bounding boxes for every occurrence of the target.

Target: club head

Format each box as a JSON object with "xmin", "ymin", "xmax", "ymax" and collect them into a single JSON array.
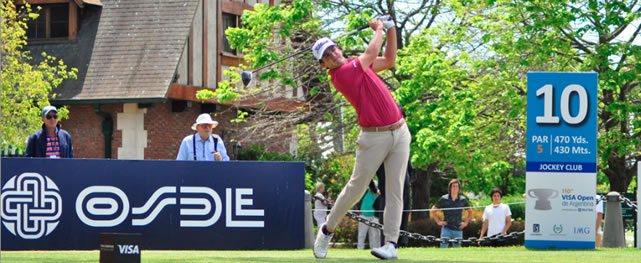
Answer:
[{"xmin": 241, "ymin": 71, "xmax": 253, "ymax": 86}]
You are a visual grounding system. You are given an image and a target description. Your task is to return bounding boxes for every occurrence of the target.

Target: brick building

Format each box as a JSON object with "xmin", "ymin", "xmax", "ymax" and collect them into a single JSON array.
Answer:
[{"xmin": 25, "ymin": 0, "xmax": 302, "ymax": 160}]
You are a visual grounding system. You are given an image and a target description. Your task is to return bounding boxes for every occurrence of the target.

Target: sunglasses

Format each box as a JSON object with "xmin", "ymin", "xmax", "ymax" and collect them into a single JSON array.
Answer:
[{"xmin": 46, "ymin": 114, "xmax": 58, "ymax": 120}]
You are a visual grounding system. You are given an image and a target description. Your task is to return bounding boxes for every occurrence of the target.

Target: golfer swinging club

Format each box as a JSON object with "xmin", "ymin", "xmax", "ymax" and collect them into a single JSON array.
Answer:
[{"xmin": 312, "ymin": 17, "xmax": 410, "ymax": 260}]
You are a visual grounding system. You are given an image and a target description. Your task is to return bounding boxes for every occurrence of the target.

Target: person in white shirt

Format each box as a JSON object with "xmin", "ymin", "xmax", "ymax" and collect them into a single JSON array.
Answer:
[
  {"xmin": 479, "ymin": 188, "xmax": 512, "ymax": 244},
  {"xmin": 176, "ymin": 113, "xmax": 229, "ymax": 161}
]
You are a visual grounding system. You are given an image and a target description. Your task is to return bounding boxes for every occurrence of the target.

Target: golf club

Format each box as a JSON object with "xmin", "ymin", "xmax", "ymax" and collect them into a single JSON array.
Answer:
[{"xmin": 241, "ymin": 15, "xmax": 392, "ymax": 86}]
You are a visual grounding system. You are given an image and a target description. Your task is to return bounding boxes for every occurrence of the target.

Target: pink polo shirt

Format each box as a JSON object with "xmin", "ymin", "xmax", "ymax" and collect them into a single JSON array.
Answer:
[{"xmin": 329, "ymin": 58, "xmax": 402, "ymax": 127}]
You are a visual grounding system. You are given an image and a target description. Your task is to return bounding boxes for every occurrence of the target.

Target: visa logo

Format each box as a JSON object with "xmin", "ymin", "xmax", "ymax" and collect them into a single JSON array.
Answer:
[{"xmin": 117, "ymin": 244, "xmax": 140, "ymax": 255}]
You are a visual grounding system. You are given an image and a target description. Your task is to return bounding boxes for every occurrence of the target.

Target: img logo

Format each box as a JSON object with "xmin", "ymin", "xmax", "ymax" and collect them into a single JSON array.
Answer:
[{"xmin": 1, "ymin": 172, "xmax": 62, "ymax": 239}]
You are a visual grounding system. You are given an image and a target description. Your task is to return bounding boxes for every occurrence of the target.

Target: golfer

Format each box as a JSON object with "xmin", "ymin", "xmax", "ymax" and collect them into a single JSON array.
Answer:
[{"xmin": 312, "ymin": 17, "xmax": 410, "ymax": 260}]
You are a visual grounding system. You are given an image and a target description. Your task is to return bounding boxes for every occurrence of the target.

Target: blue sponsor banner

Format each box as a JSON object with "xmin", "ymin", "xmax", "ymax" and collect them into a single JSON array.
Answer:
[
  {"xmin": 1, "ymin": 158, "xmax": 305, "ymax": 250},
  {"xmin": 525, "ymin": 72, "xmax": 598, "ymax": 249}
]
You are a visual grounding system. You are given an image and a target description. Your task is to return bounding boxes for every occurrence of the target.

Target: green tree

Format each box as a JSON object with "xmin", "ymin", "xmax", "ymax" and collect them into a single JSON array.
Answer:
[
  {"xmin": 199, "ymin": 0, "xmax": 640, "ymax": 220},
  {"xmin": 1, "ymin": 0, "xmax": 77, "ymax": 150},
  {"xmin": 197, "ymin": 0, "xmax": 368, "ymax": 191},
  {"xmin": 197, "ymin": 0, "xmax": 334, "ymax": 152},
  {"xmin": 199, "ymin": 0, "xmax": 453, "ymax": 219},
  {"xmin": 397, "ymin": 0, "xmax": 640, "ymax": 206},
  {"xmin": 394, "ymin": 2, "xmax": 531, "ymax": 217},
  {"xmin": 492, "ymin": 0, "xmax": 641, "ymax": 192}
]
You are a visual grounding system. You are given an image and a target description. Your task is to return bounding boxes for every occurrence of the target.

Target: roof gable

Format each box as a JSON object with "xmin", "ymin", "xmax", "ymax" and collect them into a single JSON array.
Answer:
[{"xmin": 38, "ymin": 0, "xmax": 199, "ymax": 103}]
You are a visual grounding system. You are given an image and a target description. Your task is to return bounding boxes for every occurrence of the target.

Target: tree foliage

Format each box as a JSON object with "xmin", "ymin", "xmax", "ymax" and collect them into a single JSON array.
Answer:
[
  {"xmin": 398, "ymin": 0, "xmax": 640, "ymax": 193},
  {"xmin": 196, "ymin": 0, "xmax": 382, "ymax": 191},
  {"xmin": 395, "ymin": 2, "xmax": 528, "ymax": 195},
  {"xmin": 494, "ymin": 0, "xmax": 641, "ymax": 191},
  {"xmin": 198, "ymin": 0, "xmax": 640, "ymax": 202},
  {"xmin": 197, "ymin": 0, "xmax": 335, "ymax": 150},
  {"xmin": 1, "ymin": 0, "xmax": 77, "ymax": 150}
]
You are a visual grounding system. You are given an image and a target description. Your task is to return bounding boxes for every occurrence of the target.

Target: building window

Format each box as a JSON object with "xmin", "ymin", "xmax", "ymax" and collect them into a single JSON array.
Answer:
[
  {"xmin": 26, "ymin": 5, "xmax": 69, "ymax": 40},
  {"xmin": 222, "ymin": 12, "xmax": 239, "ymax": 55}
]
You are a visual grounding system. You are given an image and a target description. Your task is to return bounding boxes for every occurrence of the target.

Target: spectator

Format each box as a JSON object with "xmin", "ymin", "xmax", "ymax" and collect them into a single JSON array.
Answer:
[
  {"xmin": 430, "ymin": 179, "xmax": 472, "ymax": 248},
  {"xmin": 177, "ymin": 113, "xmax": 229, "ymax": 161},
  {"xmin": 479, "ymin": 188, "xmax": 512, "ymax": 245},
  {"xmin": 357, "ymin": 182, "xmax": 381, "ymax": 249},
  {"xmin": 314, "ymin": 182, "xmax": 328, "ymax": 227},
  {"xmin": 26, "ymin": 106, "xmax": 73, "ymax": 158}
]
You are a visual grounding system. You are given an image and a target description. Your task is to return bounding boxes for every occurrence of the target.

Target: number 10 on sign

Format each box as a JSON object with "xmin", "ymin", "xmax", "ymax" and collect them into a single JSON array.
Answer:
[
  {"xmin": 526, "ymin": 72, "xmax": 597, "ymax": 164},
  {"xmin": 536, "ymin": 84, "xmax": 588, "ymax": 125}
]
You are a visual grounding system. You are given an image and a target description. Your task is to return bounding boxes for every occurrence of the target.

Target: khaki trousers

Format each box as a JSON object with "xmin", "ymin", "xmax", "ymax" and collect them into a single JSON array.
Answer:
[{"xmin": 326, "ymin": 123, "xmax": 411, "ymax": 243}]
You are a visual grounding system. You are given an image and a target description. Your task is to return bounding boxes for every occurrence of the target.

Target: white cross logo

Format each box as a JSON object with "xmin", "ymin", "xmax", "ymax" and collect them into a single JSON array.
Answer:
[{"xmin": 1, "ymin": 172, "xmax": 62, "ymax": 239}]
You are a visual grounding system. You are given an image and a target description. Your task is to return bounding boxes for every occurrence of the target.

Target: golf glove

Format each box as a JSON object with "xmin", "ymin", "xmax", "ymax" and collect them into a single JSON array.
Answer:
[
  {"xmin": 376, "ymin": 15, "xmax": 392, "ymax": 21},
  {"xmin": 376, "ymin": 15, "xmax": 395, "ymax": 30},
  {"xmin": 382, "ymin": 20, "xmax": 395, "ymax": 30}
]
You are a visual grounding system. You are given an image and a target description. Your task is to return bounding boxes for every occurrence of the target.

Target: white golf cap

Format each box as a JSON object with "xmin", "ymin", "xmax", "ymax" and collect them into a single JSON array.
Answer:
[
  {"xmin": 312, "ymin": 37, "xmax": 336, "ymax": 60},
  {"xmin": 191, "ymin": 113, "xmax": 218, "ymax": 131},
  {"xmin": 41, "ymin": 105, "xmax": 58, "ymax": 117}
]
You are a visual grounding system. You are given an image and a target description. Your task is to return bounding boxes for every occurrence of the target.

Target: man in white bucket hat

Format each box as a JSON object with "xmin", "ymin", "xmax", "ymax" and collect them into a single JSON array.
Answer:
[{"xmin": 176, "ymin": 113, "xmax": 229, "ymax": 161}]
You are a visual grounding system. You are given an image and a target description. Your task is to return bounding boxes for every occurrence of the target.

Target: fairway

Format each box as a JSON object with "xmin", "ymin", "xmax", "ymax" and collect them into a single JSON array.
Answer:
[{"xmin": 1, "ymin": 247, "xmax": 640, "ymax": 263}]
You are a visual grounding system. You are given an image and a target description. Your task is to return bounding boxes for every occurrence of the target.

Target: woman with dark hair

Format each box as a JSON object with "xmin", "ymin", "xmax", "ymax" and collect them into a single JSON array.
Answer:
[{"xmin": 430, "ymin": 179, "xmax": 472, "ymax": 248}]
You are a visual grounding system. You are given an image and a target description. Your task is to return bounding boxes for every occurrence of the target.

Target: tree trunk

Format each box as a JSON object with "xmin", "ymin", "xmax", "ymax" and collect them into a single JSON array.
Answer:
[
  {"xmin": 411, "ymin": 163, "xmax": 438, "ymax": 221},
  {"xmin": 605, "ymin": 152, "xmax": 634, "ymax": 192},
  {"xmin": 599, "ymin": 85, "xmax": 635, "ymax": 193},
  {"xmin": 500, "ymin": 170, "xmax": 510, "ymax": 195}
]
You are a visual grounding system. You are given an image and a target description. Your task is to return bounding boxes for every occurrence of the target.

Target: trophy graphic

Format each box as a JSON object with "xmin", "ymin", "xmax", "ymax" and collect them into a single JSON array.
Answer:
[{"xmin": 528, "ymin": 188, "xmax": 559, "ymax": 210}]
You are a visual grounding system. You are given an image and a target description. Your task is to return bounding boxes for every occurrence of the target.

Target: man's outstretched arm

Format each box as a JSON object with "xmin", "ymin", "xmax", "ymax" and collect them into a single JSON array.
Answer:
[
  {"xmin": 359, "ymin": 19, "xmax": 384, "ymax": 71},
  {"xmin": 371, "ymin": 24, "xmax": 397, "ymax": 73}
]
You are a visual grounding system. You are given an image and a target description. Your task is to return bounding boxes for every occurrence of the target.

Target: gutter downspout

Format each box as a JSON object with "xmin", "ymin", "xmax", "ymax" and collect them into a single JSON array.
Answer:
[{"xmin": 95, "ymin": 104, "xmax": 113, "ymax": 158}]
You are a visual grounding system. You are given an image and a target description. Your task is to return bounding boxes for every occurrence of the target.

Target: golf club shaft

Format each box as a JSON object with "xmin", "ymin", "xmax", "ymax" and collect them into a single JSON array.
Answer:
[{"xmin": 248, "ymin": 25, "xmax": 369, "ymax": 74}]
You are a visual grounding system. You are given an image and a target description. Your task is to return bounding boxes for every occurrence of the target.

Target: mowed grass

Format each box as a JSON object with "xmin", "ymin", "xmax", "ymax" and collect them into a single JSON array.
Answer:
[{"xmin": 1, "ymin": 247, "xmax": 640, "ymax": 263}]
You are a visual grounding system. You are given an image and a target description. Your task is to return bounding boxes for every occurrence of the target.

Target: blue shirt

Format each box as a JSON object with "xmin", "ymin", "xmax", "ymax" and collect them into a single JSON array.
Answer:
[
  {"xmin": 26, "ymin": 125, "xmax": 73, "ymax": 158},
  {"xmin": 434, "ymin": 194, "xmax": 470, "ymax": 230},
  {"xmin": 176, "ymin": 134, "xmax": 229, "ymax": 161}
]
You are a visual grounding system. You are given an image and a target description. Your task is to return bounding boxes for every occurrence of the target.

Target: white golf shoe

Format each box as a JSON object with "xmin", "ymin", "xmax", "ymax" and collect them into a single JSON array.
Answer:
[
  {"xmin": 371, "ymin": 242, "xmax": 398, "ymax": 260},
  {"xmin": 313, "ymin": 224, "xmax": 333, "ymax": 259}
]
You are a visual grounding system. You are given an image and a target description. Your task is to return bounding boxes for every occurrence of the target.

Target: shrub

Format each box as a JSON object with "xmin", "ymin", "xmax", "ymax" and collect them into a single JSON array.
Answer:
[
  {"xmin": 332, "ymin": 216, "xmax": 360, "ymax": 245},
  {"xmin": 324, "ymin": 209, "xmax": 525, "ymax": 247},
  {"xmin": 502, "ymin": 195, "xmax": 526, "ymax": 220},
  {"xmin": 406, "ymin": 210, "xmax": 524, "ymax": 247},
  {"xmin": 236, "ymin": 144, "xmax": 295, "ymax": 161},
  {"xmin": 406, "ymin": 218, "xmax": 442, "ymax": 247}
]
